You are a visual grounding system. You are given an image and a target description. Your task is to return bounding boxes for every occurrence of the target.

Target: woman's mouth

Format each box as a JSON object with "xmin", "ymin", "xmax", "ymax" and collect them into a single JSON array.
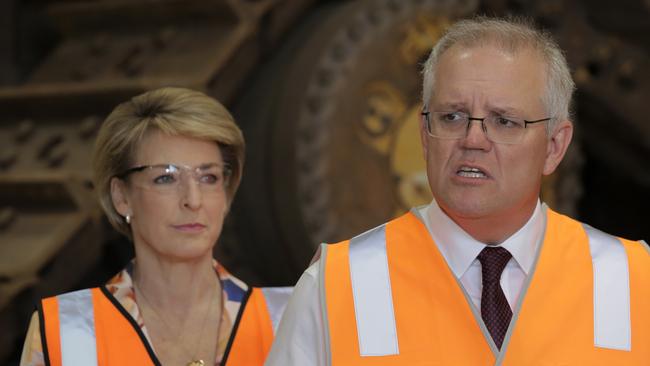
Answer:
[{"xmin": 173, "ymin": 223, "xmax": 206, "ymax": 232}]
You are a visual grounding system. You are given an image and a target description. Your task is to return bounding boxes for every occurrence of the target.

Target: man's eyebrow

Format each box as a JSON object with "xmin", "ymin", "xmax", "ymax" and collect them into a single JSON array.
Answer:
[
  {"xmin": 487, "ymin": 105, "xmax": 525, "ymax": 116},
  {"xmin": 431, "ymin": 101, "xmax": 468, "ymax": 111}
]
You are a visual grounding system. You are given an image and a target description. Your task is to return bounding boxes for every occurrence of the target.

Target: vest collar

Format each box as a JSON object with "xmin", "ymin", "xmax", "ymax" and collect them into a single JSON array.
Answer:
[{"xmin": 418, "ymin": 199, "xmax": 545, "ymax": 279}]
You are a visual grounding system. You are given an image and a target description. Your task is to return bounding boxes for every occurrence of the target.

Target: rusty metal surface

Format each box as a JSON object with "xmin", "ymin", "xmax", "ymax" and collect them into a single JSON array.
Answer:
[
  {"xmin": 516, "ymin": 0, "xmax": 650, "ymax": 186},
  {"xmin": 0, "ymin": 0, "xmax": 279, "ymax": 110},
  {"xmin": 279, "ymin": 0, "xmax": 481, "ymax": 248},
  {"xmin": 0, "ymin": 0, "xmax": 648, "ymax": 364},
  {"xmin": 0, "ymin": 0, "xmax": 16, "ymax": 85}
]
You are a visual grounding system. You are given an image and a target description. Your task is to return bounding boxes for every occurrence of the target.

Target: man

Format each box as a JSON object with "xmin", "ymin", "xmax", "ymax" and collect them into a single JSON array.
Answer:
[{"xmin": 265, "ymin": 17, "xmax": 650, "ymax": 365}]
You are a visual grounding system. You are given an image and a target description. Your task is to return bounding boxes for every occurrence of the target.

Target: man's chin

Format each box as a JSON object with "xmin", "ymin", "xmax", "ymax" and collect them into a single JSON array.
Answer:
[{"xmin": 439, "ymin": 196, "xmax": 497, "ymax": 220}]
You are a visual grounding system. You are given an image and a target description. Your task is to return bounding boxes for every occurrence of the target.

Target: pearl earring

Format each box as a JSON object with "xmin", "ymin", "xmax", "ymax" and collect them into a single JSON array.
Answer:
[{"xmin": 125, "ymin": 214, "xmax": 131, "ymax": 224}]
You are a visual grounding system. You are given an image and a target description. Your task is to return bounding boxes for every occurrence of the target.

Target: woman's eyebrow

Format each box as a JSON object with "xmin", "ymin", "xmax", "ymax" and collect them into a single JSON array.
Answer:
[{"xmin": 198, "ymin": 162, "xmax": 224, "ymax": 169}]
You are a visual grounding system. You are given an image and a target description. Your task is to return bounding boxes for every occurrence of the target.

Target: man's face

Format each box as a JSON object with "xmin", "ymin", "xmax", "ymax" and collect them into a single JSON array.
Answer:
[{"xmin": 421, "ymin": 45, "xmax": 568, "ymax": 222}]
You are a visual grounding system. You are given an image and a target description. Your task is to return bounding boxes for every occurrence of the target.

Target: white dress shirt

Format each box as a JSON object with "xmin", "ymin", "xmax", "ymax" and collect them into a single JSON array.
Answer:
[
  {"xmin": 264, "ymin": 199, "xmax": 546, "ymax": 366},
  {"xmin": 421, "ymin": 199, "xmax": 545, "ymax": 310}
]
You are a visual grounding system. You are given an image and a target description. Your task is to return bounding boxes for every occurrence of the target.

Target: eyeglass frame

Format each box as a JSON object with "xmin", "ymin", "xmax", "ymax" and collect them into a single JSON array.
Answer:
[
  {"xmin": 421, "ymin": 110, "xmax": 552, "ymax": 144},
  {"xmin": 115, "ymin": 162, "xmax": 231, "ymax": 190}
]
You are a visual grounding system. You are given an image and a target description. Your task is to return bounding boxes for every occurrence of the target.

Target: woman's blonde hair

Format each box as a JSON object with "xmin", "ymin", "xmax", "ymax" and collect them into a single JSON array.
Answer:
[{"xmin": 92, "ymin": 87, "xmax": 245, "ymax": 238}]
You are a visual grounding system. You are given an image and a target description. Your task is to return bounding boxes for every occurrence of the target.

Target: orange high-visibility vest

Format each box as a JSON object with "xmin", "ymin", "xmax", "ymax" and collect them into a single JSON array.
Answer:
[
  {"xmin": 39, "ymin": 286, "xmax": 292, "ymax": 366},
  {"xmin": 321, "ymin": 208, "xmax": 650, "ymax": 365}
]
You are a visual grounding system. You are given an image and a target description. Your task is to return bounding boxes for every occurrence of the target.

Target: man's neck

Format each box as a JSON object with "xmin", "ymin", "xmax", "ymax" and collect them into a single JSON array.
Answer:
[{"xmin": 440, "ymin": 200, "xmax": 538, "ymax": 245}]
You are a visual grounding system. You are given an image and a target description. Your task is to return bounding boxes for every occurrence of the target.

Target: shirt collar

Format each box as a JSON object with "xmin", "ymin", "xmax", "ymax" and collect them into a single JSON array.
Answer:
[{"xmin": 418, "ymin": 199, "xmax": 545, "ymax": 279}]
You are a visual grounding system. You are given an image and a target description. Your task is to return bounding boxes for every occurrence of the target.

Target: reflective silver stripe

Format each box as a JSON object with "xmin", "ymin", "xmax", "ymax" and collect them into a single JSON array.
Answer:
[
  {"xmin": 349, "ymin": 225, "xmax": 399, "ymax": 356},
  {"xmin": 319, "ymin": 244, "xmax": 333, "ymax": 366},
  {"xmin": 261, "ymin": 287, "xmax": 293, "ymax": 334},
  {"xmin": 58, "ymin": 289, "xmax": 98, "ymax": 366},
  {"xmin": 584, "ymin": 224, "xmax": 631, "ymax": 351}
]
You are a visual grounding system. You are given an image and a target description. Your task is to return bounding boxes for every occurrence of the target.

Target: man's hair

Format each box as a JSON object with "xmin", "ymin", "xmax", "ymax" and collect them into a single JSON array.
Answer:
[
  {"xmin": 422, "ymin": 16, "xmax": 575, "ymax": 130},
  {"xmin": 92, "ymin": 87, "xmax": 245, "ymax": 238}
]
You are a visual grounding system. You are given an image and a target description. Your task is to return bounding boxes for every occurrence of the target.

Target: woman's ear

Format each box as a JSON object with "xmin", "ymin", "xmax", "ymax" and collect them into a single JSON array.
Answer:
[{"xmin": 110, "ymin": 177, "xmax": 131, "ymax": 217}]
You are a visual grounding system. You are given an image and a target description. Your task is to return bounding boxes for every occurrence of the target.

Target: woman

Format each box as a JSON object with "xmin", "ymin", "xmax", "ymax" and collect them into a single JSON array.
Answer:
[{"xmin": 20, "ymin": 87, "xmax": 291, "ymax": 366}]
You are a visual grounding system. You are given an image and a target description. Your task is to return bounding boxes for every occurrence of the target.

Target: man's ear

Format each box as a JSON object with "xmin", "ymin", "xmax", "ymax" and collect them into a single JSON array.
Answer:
[
  {"xmin": 110, "ymin": 177, "xmax": 131, "ymax": 217},
  {"xmin": 543, "ymin": 119, "xmax": 573, "ymax": 176}
]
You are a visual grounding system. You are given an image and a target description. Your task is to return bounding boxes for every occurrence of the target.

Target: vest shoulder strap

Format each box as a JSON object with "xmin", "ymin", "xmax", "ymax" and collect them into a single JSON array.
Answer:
[
  {"xmin": 41, "ymin": 288, "xmax": 99, "ymax": 366},
  {"xmin": 41, "ymin": 287, "xmax": 160, "ymax": 366},
  {"xmin": 583, "ymin": 223, "xmax": 631, "ymax": 351},
  {"xmin": 347, "ymin": 223, "xmax": 399, "ymax": 356}
]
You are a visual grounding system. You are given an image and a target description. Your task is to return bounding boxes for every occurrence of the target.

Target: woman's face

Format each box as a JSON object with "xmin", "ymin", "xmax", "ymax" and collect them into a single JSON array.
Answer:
[{"xmin": 111, "ymin": 130, "xmax": 229, "ymax": 262}]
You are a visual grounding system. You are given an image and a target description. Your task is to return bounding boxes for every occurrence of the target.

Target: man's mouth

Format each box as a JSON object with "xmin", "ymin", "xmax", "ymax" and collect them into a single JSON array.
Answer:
[{"xmin": 456, "ymin": 166, "xmax": 488, "ymax": 179}]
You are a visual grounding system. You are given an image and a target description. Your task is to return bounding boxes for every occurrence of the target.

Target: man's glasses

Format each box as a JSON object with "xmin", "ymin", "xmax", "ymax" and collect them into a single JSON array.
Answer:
[
  {"xmin": 421, "ymin": 111, "xmax": 552, "ymax": 144},
  {"xmin": 116, "ymin": 163, "xmax": 230, "ymax": 194}
]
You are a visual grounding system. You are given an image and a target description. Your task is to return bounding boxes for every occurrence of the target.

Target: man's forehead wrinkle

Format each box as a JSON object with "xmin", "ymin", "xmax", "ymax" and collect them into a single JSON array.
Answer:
[
  {"xmin": 433, "ymin": 98, "xmax": 525, "ymax": 116},
  {"xmin": 446, "ymin": 41, "xmax": 535, "ymax": 66}
]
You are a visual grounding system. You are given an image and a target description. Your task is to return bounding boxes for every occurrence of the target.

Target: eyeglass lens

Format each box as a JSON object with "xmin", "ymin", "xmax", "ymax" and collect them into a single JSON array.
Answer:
[
  {"xmin": 427, "ymin": 112, "xmax": 543, "ymax": 144},
  {"xmin": 133, "ymin": 164, "xmax": 226, "ymax": 194}
]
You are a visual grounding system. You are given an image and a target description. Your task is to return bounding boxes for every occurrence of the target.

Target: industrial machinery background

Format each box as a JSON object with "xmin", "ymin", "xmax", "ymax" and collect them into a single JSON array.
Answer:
[{"xmin": 0, "ymin": 0, "xmax": 648, "ymax": 363}]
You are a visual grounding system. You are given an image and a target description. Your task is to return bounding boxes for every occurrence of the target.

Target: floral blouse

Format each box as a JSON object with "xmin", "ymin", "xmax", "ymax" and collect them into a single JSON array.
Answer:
[{"xmin": 20, "ymin": 260, "xmax": 248, "ymax": 366}]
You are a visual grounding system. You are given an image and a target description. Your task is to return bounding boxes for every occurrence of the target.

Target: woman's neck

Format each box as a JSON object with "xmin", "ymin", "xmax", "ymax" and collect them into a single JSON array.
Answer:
[
  {"xmin": 132, "ymin": 247, "xmax": 219, "ymax": 315},
  {"xmin": 131, "ymin": 249, "xmax": 222, "ymax": 366}
]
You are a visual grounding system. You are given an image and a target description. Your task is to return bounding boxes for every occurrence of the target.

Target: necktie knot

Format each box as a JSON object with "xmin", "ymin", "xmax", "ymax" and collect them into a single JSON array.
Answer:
[{"xmin": 477, "ymin": 246, "xmax": 512, "ymax": 284}]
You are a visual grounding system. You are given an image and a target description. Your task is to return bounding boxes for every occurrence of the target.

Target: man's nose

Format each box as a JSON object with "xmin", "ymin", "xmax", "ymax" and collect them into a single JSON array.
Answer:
[{"xmin": 462, "ymin": 118, "xmax": 492, "ymax": 148}]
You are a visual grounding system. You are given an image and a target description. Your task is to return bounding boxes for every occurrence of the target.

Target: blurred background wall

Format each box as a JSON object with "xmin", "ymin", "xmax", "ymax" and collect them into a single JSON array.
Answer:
[{"xmin": 0, "ymin": 0, "xmax": 648, "ymax": 363}]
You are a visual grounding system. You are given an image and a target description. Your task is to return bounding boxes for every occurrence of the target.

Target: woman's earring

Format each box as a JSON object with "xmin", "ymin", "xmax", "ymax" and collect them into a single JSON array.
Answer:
[{"xmin": 125, "ymin": 214, "xmax": 131, "ymax": 224}]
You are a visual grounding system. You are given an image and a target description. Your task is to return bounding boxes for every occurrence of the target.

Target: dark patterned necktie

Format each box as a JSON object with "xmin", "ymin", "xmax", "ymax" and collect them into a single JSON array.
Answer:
[{"xmin": 477, "ymin": 246, "xmax": 513, "ymax": 349}]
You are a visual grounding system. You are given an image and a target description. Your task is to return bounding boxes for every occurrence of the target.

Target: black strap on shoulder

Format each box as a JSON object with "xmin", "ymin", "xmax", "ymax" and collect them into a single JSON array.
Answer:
[
  {"xmin": 99, "ymin": 286, "xmax": 163, "ymax": 366},
  {"xmin": 37, "ymin": 300, "xmax": 52, "ymax": 366},
  {"xmin": 220, "ymin": 286, "xmax": 253, "ymax": 366}
]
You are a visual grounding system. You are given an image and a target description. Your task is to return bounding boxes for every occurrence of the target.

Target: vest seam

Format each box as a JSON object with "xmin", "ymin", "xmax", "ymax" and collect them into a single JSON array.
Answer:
[
  {"xmin": 220, "ymin": 286, "xmax": 253, "ymax": 365},
  {"xmin": 98, "ymin": 286, "xmax": 162, "ymax": 366},
  {"xmin": 319, "ymin": 243, "xmax": 332, "ymax": 366},
  {"xmin": 641, "ymin": 240, "xmax": 650, "ymax": 255},
  {"xmin": 455, "ymin": 274, "xmax": 499, "ymax": 356},
  {"xmin": 494, "ymin": 205, "xmax": 549, "ymax": 365},
  {"xmin": 37, "ymin": 301, "xmax": 52, "ymax": 366}
]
